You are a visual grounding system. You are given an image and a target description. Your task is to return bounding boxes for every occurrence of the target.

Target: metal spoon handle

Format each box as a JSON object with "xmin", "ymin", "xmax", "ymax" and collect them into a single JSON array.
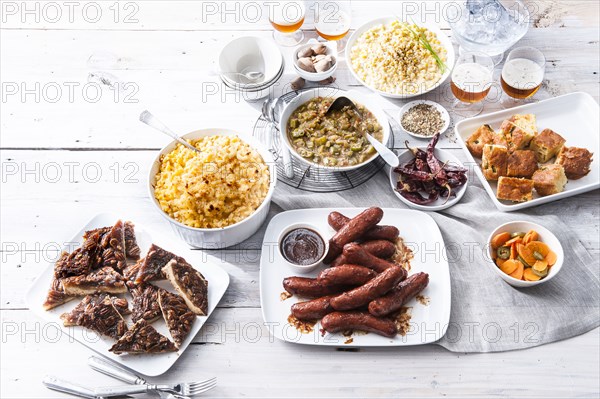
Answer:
[
  {"xmin": 139, "ymin": 110, "xmax": 198, "ymax": 153},
  {"xmin": 88, "ymin": 356, "xmax": 145, "ymax": 385}
]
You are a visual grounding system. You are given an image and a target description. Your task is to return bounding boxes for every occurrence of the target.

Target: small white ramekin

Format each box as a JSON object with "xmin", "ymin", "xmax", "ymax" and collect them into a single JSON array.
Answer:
[
  {"xmin": 277, "ymin": 223, "xmax": 329, "ymax": 274},
  {"xmin": 292, "ymin": 41, "xmax": 337, "ymax": 82}
]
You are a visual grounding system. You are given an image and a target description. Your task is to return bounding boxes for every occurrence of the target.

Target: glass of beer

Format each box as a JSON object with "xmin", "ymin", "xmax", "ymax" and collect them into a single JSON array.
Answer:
[
  {"xmin": 451, "ymin": 51, "xmax": 494, "ymax": 117},
  {"xmin": 269, "ymin": 1, "xmax": 306, "ymax": 47},
  {"xmin": 314, "ymin": 1, "xmax": 352, "ymax": 53},
  {"xmin": 500, "ymin": 46, "xmax": 545, "ymax": 108}
]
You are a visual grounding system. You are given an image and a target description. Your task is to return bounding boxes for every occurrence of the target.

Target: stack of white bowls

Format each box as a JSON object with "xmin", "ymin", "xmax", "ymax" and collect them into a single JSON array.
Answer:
[{"xmin": 219, "ymin": 36, "xmax": 284, "ymax": 100}]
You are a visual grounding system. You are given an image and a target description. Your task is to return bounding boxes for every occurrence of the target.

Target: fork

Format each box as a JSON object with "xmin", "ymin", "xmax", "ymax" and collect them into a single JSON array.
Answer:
[
  {"xmin": 88, "ymin": 356, "xmax": 188, "ymax": 399},
  {"xmin": 94, "ymin": 378, "xmax": 217, "ymax": 398}
]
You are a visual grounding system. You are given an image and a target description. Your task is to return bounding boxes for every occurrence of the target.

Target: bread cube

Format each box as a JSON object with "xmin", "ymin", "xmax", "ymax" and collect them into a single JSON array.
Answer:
[
  {"xmin": 492, "ymin": 133, "xmax": 508, "ymax": 147},
  {"xmin": 507, "ymin": 150, "xmax": 538, "ymax": 178},
  {"xmin": 533, "ymin": 164, "xmax": 567, "ymax": 196},
  {"xmin": 466, "ymin": 124, "xmax": 495, "ymax": 158},
  {"xmin": 530, "ymin": 128, "xmax": 566, "ymax": 163},
  {"xmin": 482, "ymin": 144, "xmax": 508, "ymax": 181},
  {"xmin": 555, "ymin": 146, "xmax": 594, "ymax": 180},
  {"xmin": 497, "ymin": 177, "xmax": 534, "ymax": 203},
  {"xmin": 500, "ymin": 114, "xmax": 537, "ymax": 152}
]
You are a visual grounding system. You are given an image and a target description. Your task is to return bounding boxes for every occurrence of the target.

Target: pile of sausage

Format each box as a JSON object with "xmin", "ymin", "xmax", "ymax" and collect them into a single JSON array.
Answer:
[{"xmin": 283, "ymin": 207, "xmax": 429, "ymax": 338}]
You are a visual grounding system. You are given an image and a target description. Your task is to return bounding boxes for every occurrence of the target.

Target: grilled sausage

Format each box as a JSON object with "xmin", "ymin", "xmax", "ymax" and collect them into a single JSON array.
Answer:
[
  {"xmin": 368, "ymin": 272, "xmax": 430, "ymax": 317},
  {"xmin": 283, "ymin": 277, "xmax": 348, "ymax": 299},
  {"xmin": 291, "ymin": 295, "xmax": 336, "ymax": 321},
  {"xmin": 342, "ymin": 243, "xmax": 401, "ymax": 273},
  {"xmin": 328, "ymin": 211, "xmax": 399, "ymax": 242},
  {"xmin": 330, "ymin": 240, "xmax": 396, "ymax": 267},
  {"xmin": 318, "ymin": 264, "xmax": 377, "ymax": 286},
  {"xmin": 320, "ymin": 311, "xmax": 397, "ymax": 338},
  {"xmin": 324, "ymin": 207, "xmax": 384, "ymax": 264},
  {"xmin": 330, "ymin": 266, "xmax": 406, "ymax": 311},
  {"xmin": 360, "ymin": 240, "xmax": 397, "ymax": 259}
]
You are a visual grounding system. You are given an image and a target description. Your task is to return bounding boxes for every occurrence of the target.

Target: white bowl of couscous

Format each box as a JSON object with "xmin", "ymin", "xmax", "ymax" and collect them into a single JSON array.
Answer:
[
  {"xmin": 346, "ymin": 18, "xmax": 455, "ymax": 99},
  {"xmin": 148, "ymin": 129, "xmax": 277, "ymax": 249}
]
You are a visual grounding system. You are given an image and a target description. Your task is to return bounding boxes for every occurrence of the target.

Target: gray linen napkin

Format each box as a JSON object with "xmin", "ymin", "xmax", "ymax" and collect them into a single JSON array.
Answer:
[{"xmin": 271, "ymin": 168, "xmax": 600, "ymax": 353}]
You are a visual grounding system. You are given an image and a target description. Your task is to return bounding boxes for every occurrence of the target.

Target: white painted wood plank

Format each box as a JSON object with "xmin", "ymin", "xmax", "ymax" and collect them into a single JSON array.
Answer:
[
  {"xmin": 1, "ymin": 309, "xmax": 599, "ymax": 398},
  {"xmin": 1, "ymin": 28, "xmax": 598, "ymax": 149},
  {"xmin": 0, "ymin": 0, "xmax": 454, "ymax": 31},
  {"xmin": 1, "ymin": 0, "xmax": 597, "ymax": 31}
]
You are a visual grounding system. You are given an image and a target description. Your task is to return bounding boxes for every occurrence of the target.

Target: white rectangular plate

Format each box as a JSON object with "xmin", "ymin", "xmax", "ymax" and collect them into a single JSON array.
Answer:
[
  {"xmin": 260, "ymin": 208, "xmax": 451, "ymax": 347},
  {"xmin": 26, "ymin": 213, "xmax": 230, "ymax": 376},
  {"xmin": 455, "ymin": 92, "xmax": 600, "ymax": 212}
]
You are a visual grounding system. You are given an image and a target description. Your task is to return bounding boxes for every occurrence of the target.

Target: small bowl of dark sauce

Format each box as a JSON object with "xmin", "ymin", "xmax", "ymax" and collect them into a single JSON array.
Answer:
[{"xmin": 278, "ymin": 223, "xmax": 329, "ymax": 273}]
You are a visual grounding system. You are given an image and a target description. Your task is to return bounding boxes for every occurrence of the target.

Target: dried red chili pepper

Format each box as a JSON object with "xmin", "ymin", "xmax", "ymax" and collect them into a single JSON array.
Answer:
[{"xmin": 394, "ymin": 133, "xmax": 468, "ymax": 206}]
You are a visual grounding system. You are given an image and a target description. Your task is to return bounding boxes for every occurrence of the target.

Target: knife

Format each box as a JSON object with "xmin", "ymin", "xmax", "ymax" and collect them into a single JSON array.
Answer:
[
  {"xmin": 43, "ymin": 375, "xmax": 133, "ymax": 399},
  {"xmin": 43, "ymin": 376, "xmax": 97, "ymax": 399}
]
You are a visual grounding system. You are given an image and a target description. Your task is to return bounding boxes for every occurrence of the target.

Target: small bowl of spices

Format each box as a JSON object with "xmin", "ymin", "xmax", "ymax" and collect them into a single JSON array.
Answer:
[
  {"xmin": 278, "ymin": 223, "xmax": 329, "ymax": 273},
  {"xmin": 399, "ymin": 100, "xmax": 450, "ymax": 139}
]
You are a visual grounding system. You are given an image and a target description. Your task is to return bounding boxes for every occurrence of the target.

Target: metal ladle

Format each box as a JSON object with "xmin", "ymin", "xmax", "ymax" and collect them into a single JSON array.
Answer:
[{"xmin": 325, "ymin": 97, "xmax": 399, "ymax": 168}]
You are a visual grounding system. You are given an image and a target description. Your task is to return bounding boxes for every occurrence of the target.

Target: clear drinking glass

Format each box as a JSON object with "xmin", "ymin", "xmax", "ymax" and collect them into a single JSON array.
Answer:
[
  {"xmin": 500, "ymin": 46, "xmax": 545, "ymax": 108},
  {"xmin": 451, "ymin": 51, "xmax": 494, "ymax": 117},
  {"xmin": 314, "ymin": 1, "xmax": 352, "ymax": 53},
  {"xmin": 269, "ymin": 1, "xmax": 306, "ymax": 47}
]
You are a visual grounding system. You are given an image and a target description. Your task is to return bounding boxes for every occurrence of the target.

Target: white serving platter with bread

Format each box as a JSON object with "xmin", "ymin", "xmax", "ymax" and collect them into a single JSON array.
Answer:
[
  {"xmin": 455, "ymin": 92, "xmax": 599, "ymax": 211},
  {"xmin": 26, "ymin": 213, "xmax": 230, "ymax": 376}
]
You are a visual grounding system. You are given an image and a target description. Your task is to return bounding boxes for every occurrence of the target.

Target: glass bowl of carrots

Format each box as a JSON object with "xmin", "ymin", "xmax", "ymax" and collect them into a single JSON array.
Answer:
[{"xmin": 488, "ymin": 221, "xmax": 564, "ymax": 288}]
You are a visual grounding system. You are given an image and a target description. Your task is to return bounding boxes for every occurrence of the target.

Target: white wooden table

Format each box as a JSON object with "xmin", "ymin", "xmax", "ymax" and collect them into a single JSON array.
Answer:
[{"xmin": 1, "ymin": 1, "xmax": 599, "ymax": 397}]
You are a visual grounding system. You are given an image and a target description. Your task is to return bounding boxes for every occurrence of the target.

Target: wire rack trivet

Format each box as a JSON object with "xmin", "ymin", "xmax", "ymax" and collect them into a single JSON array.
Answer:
[{"xmin": 252, "ymin": 90, "xmax": 400, "ymax": 193}]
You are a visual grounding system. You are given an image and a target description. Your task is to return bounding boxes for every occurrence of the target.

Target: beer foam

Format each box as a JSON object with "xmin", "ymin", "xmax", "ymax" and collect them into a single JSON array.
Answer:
[
  {"xmin": 270, "ymin": 1, "xmax": 305, "ymax": 26},
  {"xmin": 315, "ymin": 10, "xmax": 351, "ymax": 37},
  {"xmin": 451, "ymin": 63, "xmax": 492, "ymax": 93},
  {"xmin": 501, "ymin": 58, "xmax": 544, "ymax": 90}
]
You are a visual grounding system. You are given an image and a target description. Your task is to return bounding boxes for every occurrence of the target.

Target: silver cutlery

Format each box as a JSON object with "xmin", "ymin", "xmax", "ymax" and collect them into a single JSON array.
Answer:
[
  {"xmin": 88, "ymin": 356, "xmax": 189, "ymax": 399},
  {"xmin": 43, "ymin": 376, "xmax": 132, "ymax": 399},
  {"xmin": 94, "ymin": 378, "xmax": 217, "ymax": 398},
  {"xmin": 209, "ymin": 69, "xmax": 265, "ymax": 83},
  {"xmin": 139, "ymin": 110, "xmax": 202, "ymax": 155},
  {"xmin": 325, "ymin": 96, "xmax": 399, "ymax": 168},
  {"xmin": 44, "ymin": 376, "xmax": 98, "ymax": 399},
  {"xmin": 221, "ymin": 70, "xmax": 264, "ymax": 82}
]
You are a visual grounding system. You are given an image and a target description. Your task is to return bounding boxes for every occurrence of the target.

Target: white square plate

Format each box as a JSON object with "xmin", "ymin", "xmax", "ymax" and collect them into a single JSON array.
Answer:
[
  {"xmin": 25, "ymin": 213, "xmax": 230, "ymax": 376},
  {"xmin": 259, "ymin": 208, "xmax": 451, "ymax": 347},
  {"xmin": 455, "ymin": 92, "xmax": 600, "ymax": 212}
]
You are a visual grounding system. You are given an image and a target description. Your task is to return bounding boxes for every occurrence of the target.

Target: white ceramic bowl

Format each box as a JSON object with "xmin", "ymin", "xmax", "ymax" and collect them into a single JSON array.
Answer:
[
  {"xmin": 148, "ymin": 128, "xmax": 277, "ymax": 249},
  {"xmin": 292, "ymin": 41, "xmax": 337, "ymax": 82},
  {"xmin": 398, "ymin": 100, "xmax": 451, "ymax": 139},
  {"xmin": 277, "ymin": 223, "xmax": 329, "ymax": 274},
  {"xmin": 345, "ymin": 18, "xmax": 455, "ymax": 99},
  {"xmin": 389, "ymin": 148, "xmax": 468, "ymax": 211},
  {"xmin": 487, "ymin": 221, "xmax": 564, "ymax": 288},
  {"xmin": 220, "ymin": 64, "xmax": 284, "ymax": 101},
  {"xmin": 278, "ymin": 88, "xmax": 391, "ymax": 172},
  {"xmin": 219, "ymin": 36, "xmax": 283, "ymax": 88}
]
